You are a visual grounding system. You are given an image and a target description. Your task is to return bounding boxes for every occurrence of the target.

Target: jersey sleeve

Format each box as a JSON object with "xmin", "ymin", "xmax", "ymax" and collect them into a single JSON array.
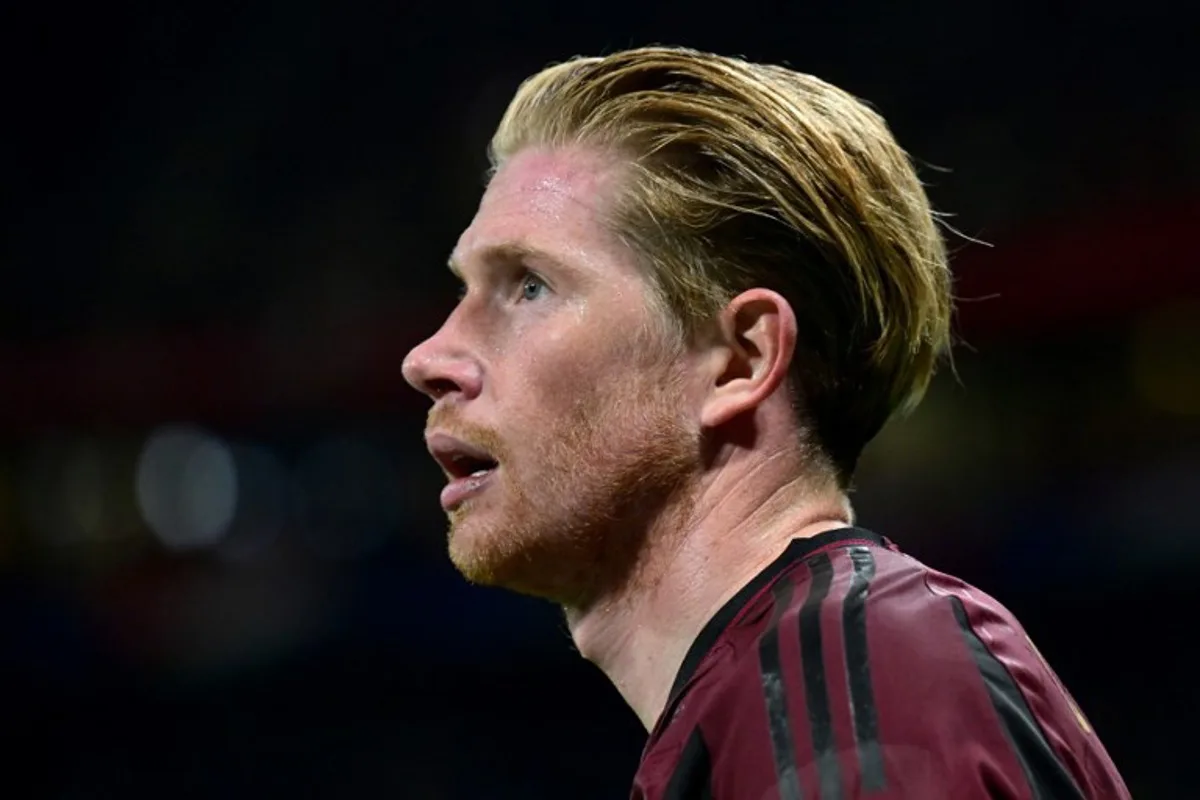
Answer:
[{"xmin": 662, "ymin": 548, "xmax": 1130, "ymax": 799}]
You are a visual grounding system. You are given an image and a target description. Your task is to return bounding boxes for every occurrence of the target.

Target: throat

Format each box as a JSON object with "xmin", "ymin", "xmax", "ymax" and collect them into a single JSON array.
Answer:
[
  {"xmin": 565, "ymin": 596, "xmax": 683, "ymax": 731},
  {"xmin": 562, "ymin": 508, "xmax": 699, "ymax": 730}
]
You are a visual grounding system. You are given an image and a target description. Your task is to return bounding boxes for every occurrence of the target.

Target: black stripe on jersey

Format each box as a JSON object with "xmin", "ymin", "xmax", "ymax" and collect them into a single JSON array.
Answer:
[
  {"xmin": 668, "ymin": 528, "xmax": 890, "ymax": 702},
  {"xmin": 663, "ymin": 727, "xmax": 714, "ymax": 800},
  {"xmin": 758, "ymin": 578, "xmax": 804, "ymax": 800},
  {"xmin": 799, "ymin": 552, "xmax": 843, "ymax": 799},
  {"xmin": 950, "ymin": 597, "xmax": 1085, "ymax": 800},
  {"xmin": 843, "ymin": 546, "xmax": 886, "ymax": 791}
]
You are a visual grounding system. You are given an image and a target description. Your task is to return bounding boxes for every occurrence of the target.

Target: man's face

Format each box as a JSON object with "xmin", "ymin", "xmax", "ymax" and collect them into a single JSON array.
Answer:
[{"xmin": 402, "ymin": 146, "xmax": 702, "ymax": 606}]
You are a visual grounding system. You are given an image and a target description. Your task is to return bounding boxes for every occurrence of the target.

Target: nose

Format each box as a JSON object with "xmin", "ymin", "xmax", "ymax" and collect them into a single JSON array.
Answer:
[{"xmin": 402, "ymin": 325, "xmax": 483, "ymax": 402}]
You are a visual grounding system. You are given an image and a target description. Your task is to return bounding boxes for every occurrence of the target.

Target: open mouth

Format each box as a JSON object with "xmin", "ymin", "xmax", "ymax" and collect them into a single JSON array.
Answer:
[
  {"xmin": 426, "ymin": 432, "xmax": 500, "ymax": 510},
  {"xmin": 429, "ymin": 440, "xmax": 498, "ymax": 479},
  {"xmin": 443, "ymin": 451, "xmax": 498, "ymax": 480}
]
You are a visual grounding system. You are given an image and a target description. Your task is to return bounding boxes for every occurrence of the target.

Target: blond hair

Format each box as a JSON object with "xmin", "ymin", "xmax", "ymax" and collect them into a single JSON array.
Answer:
[{"xmin": 490, "ymin": 46, "xmax": 953, "ymax": 485}]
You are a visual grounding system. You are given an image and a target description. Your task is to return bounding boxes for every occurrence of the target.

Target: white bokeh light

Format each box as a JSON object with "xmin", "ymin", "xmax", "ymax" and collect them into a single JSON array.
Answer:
[{"xmin": 136, "ymin": 426, "xmax": 237, "ymax": 551}]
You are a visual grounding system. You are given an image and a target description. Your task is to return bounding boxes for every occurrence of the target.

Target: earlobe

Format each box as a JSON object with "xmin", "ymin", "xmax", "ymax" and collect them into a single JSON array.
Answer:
[{"xmin": 699, "ymin": 289, "xmax": 797, "ymax": 429}]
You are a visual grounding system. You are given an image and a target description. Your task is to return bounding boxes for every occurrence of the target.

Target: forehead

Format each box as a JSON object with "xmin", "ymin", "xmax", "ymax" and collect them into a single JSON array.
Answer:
[{"xmin": 452, "ymin": 147, "xmax": 632, "ymax": 272}]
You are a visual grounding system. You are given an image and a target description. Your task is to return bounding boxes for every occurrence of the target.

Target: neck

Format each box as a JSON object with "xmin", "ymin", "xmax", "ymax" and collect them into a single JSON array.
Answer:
[{"xmin": 564, "ymin": 455, "xmax": 852, "ymax": 730}]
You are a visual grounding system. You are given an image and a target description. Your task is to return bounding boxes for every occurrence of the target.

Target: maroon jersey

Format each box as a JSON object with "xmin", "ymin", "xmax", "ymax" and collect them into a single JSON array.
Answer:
[{"xmin": 632, "ymin": 528, "xmax": 1130, "ymax": 799}]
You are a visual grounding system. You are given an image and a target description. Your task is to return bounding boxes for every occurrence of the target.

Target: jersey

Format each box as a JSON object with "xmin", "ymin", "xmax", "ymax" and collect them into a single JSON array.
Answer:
[{"xmin": 631, "ymin": 527, "xmax": 1130, "ymax": 799}]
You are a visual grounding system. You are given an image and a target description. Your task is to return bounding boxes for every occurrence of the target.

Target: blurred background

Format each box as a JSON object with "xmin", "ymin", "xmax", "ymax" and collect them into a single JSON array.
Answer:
[{"xmin": 1, "ymin": 1, "xmax": 1196, "ymax": 797}]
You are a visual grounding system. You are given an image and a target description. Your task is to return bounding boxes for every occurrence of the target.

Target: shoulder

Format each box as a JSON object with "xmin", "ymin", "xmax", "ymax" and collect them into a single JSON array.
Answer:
[
  {"xmin": 689, "ymin": 543, "xmax": 957, "ymax": 721},
  {"xmin": 707, "ymin": 544, "xmax": 997, "ymax": 726},
  {"xmin": 674, "ymin": 546, "xmax": 979, "ymax": 791},
  {"xmin": 689, "ymin": 546, "xmax": 1123, "ymax": 798},
  {"xmin": 640, "ymin": 540, "xmax": 1129, "ymax": 797}
]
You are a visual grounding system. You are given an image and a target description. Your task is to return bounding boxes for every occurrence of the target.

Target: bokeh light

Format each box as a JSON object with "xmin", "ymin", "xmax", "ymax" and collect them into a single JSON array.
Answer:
[{"xmin": 136, "ymin": 426, "xmax": 238, "ymax": 552}]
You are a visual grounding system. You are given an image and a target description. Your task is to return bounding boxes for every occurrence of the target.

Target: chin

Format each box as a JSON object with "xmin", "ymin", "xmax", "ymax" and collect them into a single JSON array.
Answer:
[
  {"xmin": 445, "ymin": 509, "xmax": 497, "ymax": 579},
  {"xmin": 441, "ymin": 401, "xmax": 700, "ymax": 602},
  {"xmin": 445, "ymin": 508, "xmax": 590, "ymax": 603},
  {"xmin": 447, "ymin": 509, "xmax": 530, "ymax": 586}
]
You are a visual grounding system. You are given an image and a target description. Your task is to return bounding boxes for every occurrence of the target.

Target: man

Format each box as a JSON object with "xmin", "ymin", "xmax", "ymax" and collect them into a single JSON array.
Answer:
[{"xmin": 402, "ymin": 46, "xmax": 1130, "ymax": 799}]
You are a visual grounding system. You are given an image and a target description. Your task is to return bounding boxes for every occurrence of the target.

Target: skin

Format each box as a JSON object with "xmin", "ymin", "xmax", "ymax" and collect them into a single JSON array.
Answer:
[{"xmin": 402, "ymin": 144, "xmax": 853, "ymax": 729}]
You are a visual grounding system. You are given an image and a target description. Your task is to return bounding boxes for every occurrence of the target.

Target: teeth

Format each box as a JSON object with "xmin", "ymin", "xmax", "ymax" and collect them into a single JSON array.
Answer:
[{"xmin": 469, "ymin": 468, "xmax": 492, "ymax": 478}]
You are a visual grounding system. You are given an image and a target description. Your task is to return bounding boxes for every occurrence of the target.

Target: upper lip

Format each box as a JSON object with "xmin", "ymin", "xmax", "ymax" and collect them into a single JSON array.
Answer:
[{"xmin": 425, "ymin": 431, "xmax": 499, "ymax": 479}]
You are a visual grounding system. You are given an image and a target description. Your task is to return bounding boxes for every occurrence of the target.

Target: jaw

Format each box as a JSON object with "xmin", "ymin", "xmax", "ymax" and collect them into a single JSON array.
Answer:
[{"xmin": 442, "ymin": 362, "xmax": 703, "ymax": 601}]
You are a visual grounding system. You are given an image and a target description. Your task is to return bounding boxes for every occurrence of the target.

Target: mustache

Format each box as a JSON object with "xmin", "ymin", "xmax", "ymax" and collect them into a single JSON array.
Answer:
[{"xmin": 426, "ymin": 405, "xmax": 509, "ymax": 461}]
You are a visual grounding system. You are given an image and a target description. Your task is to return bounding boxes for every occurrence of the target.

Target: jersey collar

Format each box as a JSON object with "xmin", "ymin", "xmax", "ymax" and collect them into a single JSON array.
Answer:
[{"xmin": 665, "ymin": 526, "xmax": 890, "ymax": 703}]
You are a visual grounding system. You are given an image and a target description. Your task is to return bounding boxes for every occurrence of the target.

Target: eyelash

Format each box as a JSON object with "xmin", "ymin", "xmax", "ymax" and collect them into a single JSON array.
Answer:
[{"xmin": 454, "ymin": 270, "xmax": 548, "ymax": 303}]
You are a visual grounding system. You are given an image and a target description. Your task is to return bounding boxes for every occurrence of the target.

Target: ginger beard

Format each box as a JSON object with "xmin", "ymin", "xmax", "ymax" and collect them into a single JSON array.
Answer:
[{"xmin": 432, "ymin": 357, "xmax": 702, "ymax": 609}]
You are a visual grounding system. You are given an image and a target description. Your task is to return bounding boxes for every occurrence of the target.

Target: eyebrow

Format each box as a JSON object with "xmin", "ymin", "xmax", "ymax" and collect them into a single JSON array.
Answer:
[{"xmin": 447, "ymin": 242, "xmax": 566, "ymax": 278}]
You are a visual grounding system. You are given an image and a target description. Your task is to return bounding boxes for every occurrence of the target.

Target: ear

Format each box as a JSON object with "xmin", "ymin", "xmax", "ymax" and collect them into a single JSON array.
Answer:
[{"xmin": 699, "ymin": 289, "xmax": 798, "ymax": 429}]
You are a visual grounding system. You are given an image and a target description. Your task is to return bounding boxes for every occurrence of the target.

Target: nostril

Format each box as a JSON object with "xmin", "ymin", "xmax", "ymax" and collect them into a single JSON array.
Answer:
[{"xmin": 426, "ymin": 377, "xmax": 460, "ymax": 399}]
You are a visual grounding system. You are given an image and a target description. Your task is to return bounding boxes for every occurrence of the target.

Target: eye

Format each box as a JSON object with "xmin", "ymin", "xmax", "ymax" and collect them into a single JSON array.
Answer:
[{"xmin": 517, "ymin": 272, "xmax": 547, "ymax": 302}]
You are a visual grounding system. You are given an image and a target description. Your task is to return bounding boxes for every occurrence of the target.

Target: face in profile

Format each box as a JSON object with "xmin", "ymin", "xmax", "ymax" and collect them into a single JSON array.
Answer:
[{"xmin": 402, "ymin": 146, "xmax": 703, "ymax": 607}]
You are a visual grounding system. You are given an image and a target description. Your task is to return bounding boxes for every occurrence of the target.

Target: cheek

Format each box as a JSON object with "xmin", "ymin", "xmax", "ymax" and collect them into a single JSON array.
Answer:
[
  {"xmin": 536, "ymin": 357, "xmax": 609, "ymax": 422},
  {"xmin": 499, "ymin": 301, "xmax": 669, "ymax": 427},
  {"xmin": 510, "ymin": 330, "xmax": 611, "ymax": 406}
]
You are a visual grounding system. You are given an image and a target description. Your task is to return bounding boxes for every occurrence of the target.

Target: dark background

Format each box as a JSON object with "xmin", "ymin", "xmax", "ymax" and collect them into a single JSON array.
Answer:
[{"xmin": 2, "ymin": 2, "xmax": 1197, "ymax": 797}]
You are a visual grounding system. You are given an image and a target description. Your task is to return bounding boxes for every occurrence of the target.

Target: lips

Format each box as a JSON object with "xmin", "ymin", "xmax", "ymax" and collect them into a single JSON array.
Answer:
[
  {"xmin": 425, "ymin": 431, "xmax": 500, "ymax": 511},
  {"xmin": 426, "ymin": 432, "xmax": 498, "ymax": 477}
]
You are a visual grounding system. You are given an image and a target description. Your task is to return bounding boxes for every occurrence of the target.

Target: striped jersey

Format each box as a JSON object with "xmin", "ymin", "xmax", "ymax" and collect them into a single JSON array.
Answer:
[{"xmin": 631, "ymin": 527, "xmax": 1130, "ymax": 799}]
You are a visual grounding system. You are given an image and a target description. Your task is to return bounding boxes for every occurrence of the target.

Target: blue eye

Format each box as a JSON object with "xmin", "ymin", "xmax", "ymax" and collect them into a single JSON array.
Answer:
[{"xmin": 519, "ymin": 273, "xmax": 546, "ymax": 302}]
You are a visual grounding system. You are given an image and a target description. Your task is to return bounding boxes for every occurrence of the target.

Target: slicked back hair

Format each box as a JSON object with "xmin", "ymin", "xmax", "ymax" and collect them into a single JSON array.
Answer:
[{"xmin": 490, "ymin": 47, "xmax": 953, "ymax": 485}]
